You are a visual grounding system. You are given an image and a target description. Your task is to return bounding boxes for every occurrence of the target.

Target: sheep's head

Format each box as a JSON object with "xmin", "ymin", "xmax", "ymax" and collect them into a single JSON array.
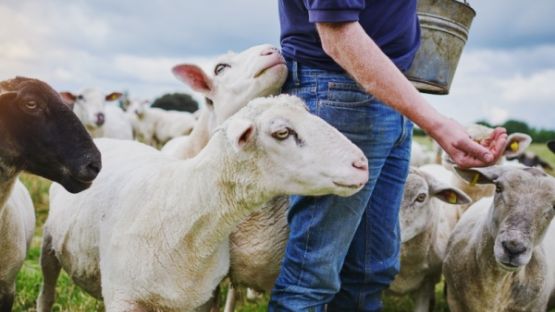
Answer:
[
  {"xmin": 126, "ymin": 99, "xmax": 150, "ymax": 121},
  {"xmin": 60, "ymin": 89, "xmax": 122, "ymax": 131},
  {"xmin": 548, "ymin": 140, "xmax": 555, "ymax": 154},
  {"xmin": 400, "ymin": 168, "xmax": 470, "ymax": 243},
  {"xmin": 0, "ymin": 77, "xmax": 101, "ymax": 193},
  {"xmin": 220, "ymin": 95, "xmax": 368, "ymax": 198},
  {"xmin": 456, "ymin": 166, "xmax": 555, "ymax": 271},
  {"xmin": 172, "ymin": 44, "xmax": 287, "ymax": 129}
]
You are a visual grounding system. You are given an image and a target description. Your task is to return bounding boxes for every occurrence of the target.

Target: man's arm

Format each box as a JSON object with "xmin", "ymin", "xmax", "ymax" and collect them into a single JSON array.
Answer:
[{"xmin": 316, "ymin": 21, "xmax": 507, "ymax": 168}]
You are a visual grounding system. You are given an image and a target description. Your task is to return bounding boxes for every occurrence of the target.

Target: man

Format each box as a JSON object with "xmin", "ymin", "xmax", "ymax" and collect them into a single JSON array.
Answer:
[{"xmin": 269, "ymin": 1, "xmax": 507, "ymax": 311}]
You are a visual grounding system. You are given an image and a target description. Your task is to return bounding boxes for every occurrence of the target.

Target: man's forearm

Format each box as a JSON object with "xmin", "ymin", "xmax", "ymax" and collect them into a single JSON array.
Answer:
[{"xmin": 316, "ymin": 22, "xmax": 446, "ymax": 135}]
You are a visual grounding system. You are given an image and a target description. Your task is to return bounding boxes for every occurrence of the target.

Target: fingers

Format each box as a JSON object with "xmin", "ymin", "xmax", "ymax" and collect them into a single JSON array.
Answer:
[{"xmin": 458, "ymin": 138, "xmax": 494, "ymax": 163}]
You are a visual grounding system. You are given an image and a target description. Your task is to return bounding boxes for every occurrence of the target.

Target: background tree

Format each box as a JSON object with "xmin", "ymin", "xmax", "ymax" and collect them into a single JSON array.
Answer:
[{"xmin": 152, "ymin": 93, "xmax": 199, "ymax": 113}]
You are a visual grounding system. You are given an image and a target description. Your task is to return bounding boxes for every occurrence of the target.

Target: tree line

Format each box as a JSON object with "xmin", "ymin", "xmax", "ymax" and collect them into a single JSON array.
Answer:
[{"xmin": 414, "ymin": 119, "xmax": 555, "ymax": 143}]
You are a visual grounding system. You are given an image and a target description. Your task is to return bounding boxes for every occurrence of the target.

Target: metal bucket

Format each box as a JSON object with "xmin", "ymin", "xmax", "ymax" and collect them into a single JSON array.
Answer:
[{"xmin": 406, "ymin": 0, "xmax": 476, "ymax": 95}]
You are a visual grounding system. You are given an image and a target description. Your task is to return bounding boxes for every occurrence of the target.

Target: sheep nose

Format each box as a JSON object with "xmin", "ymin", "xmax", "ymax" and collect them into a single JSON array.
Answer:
[
  {"xmin": 352, "ymin": 157, "xmax": 368, "ymax": 172},
  {"xmin": 260, "ymin": 47, "xmax": 279, "ymax": 56},
  {"xmin": 502, "ymin": 240, "xmax": 527, "ymax": 257},
  {"xmin": 96, "ymin": 113, "xmax": 105, "ymax": 126},
  {"xmin": 77, "ymin": 157, "xmax": 102, "ymax": 183}
]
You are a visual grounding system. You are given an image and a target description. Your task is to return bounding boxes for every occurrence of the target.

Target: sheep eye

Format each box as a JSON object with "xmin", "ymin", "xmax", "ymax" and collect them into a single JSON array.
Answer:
[
  {"xmin": 25, "ymin": 101, "xmax": 38, "ymax": 110},
  {"xmin": 214, "ymin": 63, "xmax": 230, "ymax": 75},
  {"xmin": 495, "ymin": 183, "xmax": 503, "ymax": 193},
  {"xmin": 415, "ymin": 193, "xmax": 427, "ymax": 203},
  {"xmin": 272, "ymin": 128, "xmax": 290, "ymax": 140},
  {"xmin": 77, "ymin": 95, "xmax": 84, "ymax": 100}
]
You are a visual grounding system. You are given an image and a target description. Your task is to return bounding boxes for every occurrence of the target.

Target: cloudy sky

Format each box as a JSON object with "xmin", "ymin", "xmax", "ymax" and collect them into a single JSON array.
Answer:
[{"xmin": 1, "ymin": 0, "xmax": 554, "ymax": 128}]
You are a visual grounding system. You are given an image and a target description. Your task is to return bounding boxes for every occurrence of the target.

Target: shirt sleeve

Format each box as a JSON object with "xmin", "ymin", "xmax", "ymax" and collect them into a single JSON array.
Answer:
[{"xmin": 304, "ymin": 0, "xmax": 365, "ymax": 23}]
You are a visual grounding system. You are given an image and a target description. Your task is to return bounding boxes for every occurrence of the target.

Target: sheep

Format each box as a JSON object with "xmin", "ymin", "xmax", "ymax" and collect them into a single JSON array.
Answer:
[
  {"xmin": 37, "ymin": 95, "xmax": 369, "ymax": 312},
  {"xmin": 160, "ymin": 44, "xmax": 287, "ymax": 158},
  {"xmin": 443, "ymin": 165, "xmax": 555, "ymax": 312},
  {"xmin": 548, "ymin": 140, "xmax": 555, "ymax": 154},
  {"xmin": 508, "ymin": 151, "xmax": 553, "ymax": 171},
  {"xmin": 0, "ymin": 77, "xmax": 101, "ymax": 311},
  {"xmin": 155, "ymin": 44, "xmax": 289, "ymax": 308},
  {"xmin": 126, "ymin": 99, "xmax": 197, "ymax": 147},
  {"xmin": 441, "ymin": 124, "xmax": 532, "ymax": 214},
  {"xmin": 410, "ymin": 141, "xmax": 435, "ymax": 167},
  {"xmin": 60, "ymin": 89, "xmax": 133, "ymax": 140},
  {"xmin": 387, "ymin": 166, "xmax": 471, "ymax": 312}
]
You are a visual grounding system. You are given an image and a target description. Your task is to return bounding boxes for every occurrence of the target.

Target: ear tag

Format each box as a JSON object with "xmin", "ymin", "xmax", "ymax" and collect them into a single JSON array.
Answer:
[
  {"xmin": 509, "ymin": 141, "xmax": 519, "ymax": 153},
  {"xmin": 470, "ymin": 173, "xmax": 480, "ymax": 186},
  {"xmin": 447, "ymin": 191, "xmax": 458, "ymax": 204}
]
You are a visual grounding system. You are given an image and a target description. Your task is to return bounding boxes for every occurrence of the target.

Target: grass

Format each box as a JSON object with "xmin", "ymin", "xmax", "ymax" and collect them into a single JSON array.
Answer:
[{"xmin": 11, "ymin": 141, "xmax": 555, "ymax": 311}]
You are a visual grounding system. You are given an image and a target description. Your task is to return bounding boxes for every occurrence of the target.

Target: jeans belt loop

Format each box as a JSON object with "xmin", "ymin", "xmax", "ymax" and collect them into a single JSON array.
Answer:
[{"xmin": 291, "ymin": 60, "xmax": 300, "ymax": 87}]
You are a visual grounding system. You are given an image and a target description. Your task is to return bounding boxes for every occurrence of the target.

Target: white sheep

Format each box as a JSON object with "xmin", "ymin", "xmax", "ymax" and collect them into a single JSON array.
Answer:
[
  {"xmin": 126, "ymin": 99, "xmax": 196, "ymax": 146},
  {"xmin": 37, "ymin": 95, "xmax": 369, "ymax": 312},
  {"xmin": 410, "ymin": 141, "xmax": 435, "ymax": 167},
  {"xmin": 60, "ymin": 89, "xmax": 133, "ymax": 140},
  {"xmin": 443, "ymin": 166, "xmax": 555, "ymax": 312},
  {"xmin": 0, "ymin": 77, "xmax": 101, "ymax": 310},
  {"xmin": 388, "ymin": 166, "xmax": 471, "ymax": 312},
  {"xmin": 155, "ymin": 44, "xmax": 289, "ymax": 308},
  {"xmin": 160, "ymin": 44, "xmax": 287, "ymax": 158}
]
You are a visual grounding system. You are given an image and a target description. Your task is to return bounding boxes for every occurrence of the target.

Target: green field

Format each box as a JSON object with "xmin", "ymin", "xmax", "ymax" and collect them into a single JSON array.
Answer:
[{"xmin": 12, "ymin": 142, "xmax": 555, "ymax": 311}]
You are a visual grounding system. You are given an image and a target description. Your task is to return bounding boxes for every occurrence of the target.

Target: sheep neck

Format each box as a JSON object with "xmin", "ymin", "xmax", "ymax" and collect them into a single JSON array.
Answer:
[
  {"xmin": 183, "ymin": 108, "xmax": 211, "ymax": 158},
  {"xmin": 170, "ymin": 133, "xmax": 273, "ymax": 259},
  {"xmin": 0, "ymin": 166, "xmax": 17, "ymax": 214}
]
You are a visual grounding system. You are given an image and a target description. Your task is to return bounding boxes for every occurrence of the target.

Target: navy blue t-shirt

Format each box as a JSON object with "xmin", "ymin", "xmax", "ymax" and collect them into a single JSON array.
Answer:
[{"xmin": 279, "ymin": 0, "xmax": 420, "ymax": 72}]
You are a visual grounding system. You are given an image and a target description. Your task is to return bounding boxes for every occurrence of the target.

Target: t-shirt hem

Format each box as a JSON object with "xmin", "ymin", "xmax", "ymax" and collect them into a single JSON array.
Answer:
[{"xmin": 308, "ymin": 9, "xmax": 360, "ymax": 23}]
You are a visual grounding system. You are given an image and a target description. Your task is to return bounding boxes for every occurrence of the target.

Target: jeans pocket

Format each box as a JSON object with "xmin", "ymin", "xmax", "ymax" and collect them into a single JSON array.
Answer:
[
  {"xmin": 325, "ymin": 81, "xmax": 375, "ymax": 105},
  {"xmin": 317, "ymin": 99, "xmax": 373, "ymax": 141}
]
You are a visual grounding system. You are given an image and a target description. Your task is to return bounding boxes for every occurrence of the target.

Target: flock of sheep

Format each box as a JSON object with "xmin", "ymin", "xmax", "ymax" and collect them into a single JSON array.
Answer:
[{"xmin": 0, "ymin": 43, "xmax": 554, "ymax": 312}]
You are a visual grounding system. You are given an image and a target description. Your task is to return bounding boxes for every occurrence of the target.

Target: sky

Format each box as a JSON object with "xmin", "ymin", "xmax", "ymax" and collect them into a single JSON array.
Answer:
[{"xmin": 1, "ymin": 0, "xmax": 554, "ymax": 129}]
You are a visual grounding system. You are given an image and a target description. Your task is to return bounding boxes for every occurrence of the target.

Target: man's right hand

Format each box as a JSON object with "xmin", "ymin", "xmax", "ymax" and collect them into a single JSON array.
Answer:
[{"xmin": 431, "ymin": 117, "xmax": 507, "ymax": 169}]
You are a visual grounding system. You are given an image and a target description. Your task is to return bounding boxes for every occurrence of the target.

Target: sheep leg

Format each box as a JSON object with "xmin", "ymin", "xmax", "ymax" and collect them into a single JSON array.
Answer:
[
  {"xmin": 0, "ymin": 291, "xmax": 14, "ymax": 312},
  {"xmin": 412, "ymin": 279, "xmax": 435, "ymax": 312},
  {"xmin": 37, "ymin": 234, "xmax": 61, "ymax": 312},
  {"xmin": 246, "ymin": 288, "xmax": 263, "ymax": 301},
  {"xmin": 223, "ymin": 284, "xmax": 237, "ymax": 312},
  {"xmin": 196, "ymin": 285, "xmax": 220, "ymax": 312}
]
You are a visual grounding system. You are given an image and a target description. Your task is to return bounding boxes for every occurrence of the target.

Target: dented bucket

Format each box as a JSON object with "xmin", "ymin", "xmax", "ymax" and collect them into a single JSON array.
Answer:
[{"xmin": 406, "ymin": 0, "xmax": 476, "ymax": 95}]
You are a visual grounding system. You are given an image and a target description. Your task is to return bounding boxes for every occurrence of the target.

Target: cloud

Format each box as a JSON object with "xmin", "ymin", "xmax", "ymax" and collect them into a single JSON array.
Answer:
[
  {"xmin": 466, "ymin": 0, "xmax": 555, "ymax": 49},
  {"xmin": 1, "ymin": 0, "xmax": 553, "ymax": 129},
  {"xmin": 423, "ymin": 44, "xmax": 555, "ymax": 129}
]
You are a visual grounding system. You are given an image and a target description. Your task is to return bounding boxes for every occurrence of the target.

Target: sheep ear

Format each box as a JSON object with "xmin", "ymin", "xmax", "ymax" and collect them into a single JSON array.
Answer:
[
  {"xmin": 547, "ymin": 140, "xmax": 555, "ymax": 154},
  {"xmin": 172, "ymin": 64, "xmax": 213, "ymax": 96},
  {"xmin": 432, "ymin": 187, "xmax": 471, "ymax": 205},
  {"xmin": 455, "ymin": 166, "xmax": 506, "ymax": 185},
  {"xmin": 421, "ymin": 170, "xmax": 472, "ymax": 205},
  {"xmin": 105, "ymin": 92, "xmax": 123, "ymax": 102},
  {"xmin": 60, "ymin": 92, "xmax": 76, "ymax": 103},
  {"xmin": 0, "ymin": 91, "xmax": 17, "ymax": 104},
  {"xmin": 504, "ymin": 133, "xmax": 531, "ymax": 159},
  {"xmin": 226, "ymin": 118, "xmax": 255, "ymax": 152}
]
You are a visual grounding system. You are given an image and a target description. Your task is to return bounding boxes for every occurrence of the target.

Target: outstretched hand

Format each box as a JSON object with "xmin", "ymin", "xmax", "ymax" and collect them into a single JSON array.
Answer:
[{"xmin": 431, "ymin": 118, "xmax": 507, "ymax": 169}]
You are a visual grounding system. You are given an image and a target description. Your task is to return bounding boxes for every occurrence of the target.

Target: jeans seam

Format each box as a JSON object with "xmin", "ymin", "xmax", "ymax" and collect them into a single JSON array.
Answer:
[
  {"xmin": 296, "ymin": 197, "xmax": 315, "ymax": 286},
  {"xmin": 394, "ymin": 115, "xmax": 410, "ymax": 147}
]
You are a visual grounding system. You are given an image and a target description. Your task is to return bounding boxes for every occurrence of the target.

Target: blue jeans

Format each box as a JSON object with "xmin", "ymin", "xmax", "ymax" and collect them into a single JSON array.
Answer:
[{"xmin": 269, "ymin": 60, "xmax": 412, "ymax": 312}]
